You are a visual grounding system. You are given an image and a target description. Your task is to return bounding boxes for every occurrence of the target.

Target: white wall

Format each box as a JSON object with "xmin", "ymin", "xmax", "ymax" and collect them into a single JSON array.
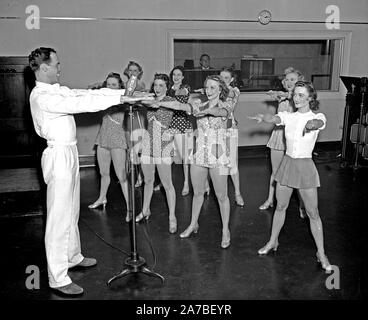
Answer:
[{"xmin": 1, "ymin": 0, "xmax": 367, "ymax": 153}]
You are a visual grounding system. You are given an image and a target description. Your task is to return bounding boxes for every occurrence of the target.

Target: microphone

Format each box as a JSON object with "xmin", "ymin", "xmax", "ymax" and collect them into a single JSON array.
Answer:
[{"xmin": 125, "ymin": 75, "xmax": 138, "ymax": 96}]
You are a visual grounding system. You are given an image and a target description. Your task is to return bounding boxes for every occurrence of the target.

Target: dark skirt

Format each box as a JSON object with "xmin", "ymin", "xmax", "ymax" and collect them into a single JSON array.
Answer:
[{"xmin": 275, "ymin": 155, "xmax": 320, "ymax": 189}]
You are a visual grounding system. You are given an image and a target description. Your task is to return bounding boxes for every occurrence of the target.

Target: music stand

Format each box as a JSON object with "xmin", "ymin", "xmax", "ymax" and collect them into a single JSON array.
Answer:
[{"xmin": 107, "ymin": 101, "xmax": 164, "ymax": 286}]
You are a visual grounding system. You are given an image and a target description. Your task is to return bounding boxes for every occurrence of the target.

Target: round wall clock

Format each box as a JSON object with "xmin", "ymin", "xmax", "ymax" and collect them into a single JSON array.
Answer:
[{"xmin": 258, "ymin": 10, "xmax": 272, "ymax": 25}]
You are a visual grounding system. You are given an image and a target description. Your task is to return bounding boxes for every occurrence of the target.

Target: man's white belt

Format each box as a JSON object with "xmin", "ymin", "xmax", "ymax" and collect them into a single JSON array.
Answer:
[{"xmin": 47, "ymin": 140, "xmax": 77, "ymax": 147}]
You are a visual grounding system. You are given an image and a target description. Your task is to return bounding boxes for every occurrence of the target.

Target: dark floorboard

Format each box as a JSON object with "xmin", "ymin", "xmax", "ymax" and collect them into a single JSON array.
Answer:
[{"xmin": 0, "ymin": 152, "xmax": 367, "ymax": 300}]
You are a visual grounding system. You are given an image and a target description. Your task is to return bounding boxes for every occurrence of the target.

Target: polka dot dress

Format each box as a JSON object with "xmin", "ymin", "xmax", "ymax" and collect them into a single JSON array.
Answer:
[{"xmin": 168, "ymin": 84, "xmax": 192, "ymax": 134}]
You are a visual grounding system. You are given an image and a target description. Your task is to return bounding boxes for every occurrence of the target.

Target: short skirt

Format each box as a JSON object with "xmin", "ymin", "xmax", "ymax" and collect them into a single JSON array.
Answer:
[
  {"xmin": 95, "ymin": 115, "xmax": 127, "ymax": 150},
  {"xmin": 275, "ymin": 155, "xmax": 320, "ymax": 189}
]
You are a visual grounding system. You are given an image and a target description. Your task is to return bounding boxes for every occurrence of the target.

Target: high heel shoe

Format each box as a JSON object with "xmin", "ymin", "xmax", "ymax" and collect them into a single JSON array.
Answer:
[
  {"xmin": 235, "ymin": 194, "xmax": 245, "ymax": 207},
  {"xmin": 88, "ymin": 199, "xmax": 107, "ymax": 209},
  {"xmin": 316, "ymin": 252, "xmax": 332, "ymax": 271},
  {"xmin": 180, "ymin": 223, "xmax": 199, "ymax": 238},
  {"xmin": 259, "ymin": 200, "xmax": 273, "ymax": 210},
  {"xmin": 169, "ymin": 217, "xmax": 177, "ymax": 234},
  {"xmin": 181, "ymin": 184, "xmax": 190, "ymax": 196},
  {"xmin": 258, "ymin": 240, "xmax": 279, "ymax": 255},
  {"xmin": 221, "ymin": 230, "xmax": 231, "ymax": 249},
  {"xmin": 135, "ymin": 209, "xmax": 151, "ymax": 223}
]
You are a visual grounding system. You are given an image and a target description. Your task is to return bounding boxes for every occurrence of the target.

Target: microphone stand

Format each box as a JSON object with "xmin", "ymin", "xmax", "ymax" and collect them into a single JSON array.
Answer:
[{"xmin": 107, "ymin": 102, "xmax": 164, "ymax": 286}]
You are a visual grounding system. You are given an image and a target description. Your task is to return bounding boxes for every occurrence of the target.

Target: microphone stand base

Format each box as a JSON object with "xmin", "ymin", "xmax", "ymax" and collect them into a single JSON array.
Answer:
[{"xmin": 107, "ymin": 256, "xmax": 164, "ymax": 286}]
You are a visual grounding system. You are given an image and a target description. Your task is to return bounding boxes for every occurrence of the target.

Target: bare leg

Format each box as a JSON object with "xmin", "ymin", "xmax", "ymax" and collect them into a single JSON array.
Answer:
[
  {"xmin": 260, "ymin": 149, "xmax": 284, "ymax": 209},
  {"xmin": 210, "ymin": 167, "xmax": 231, "ymax": 247},
  {"xmin": 182, "ymin": 164, "xmax": 189, "ymax": 194},
  {"xmin": 181, "ymin": 164, "xmax": 208, "ymax": 235},
  {"xmin": 174, "ymin": 133, "xmax": 190, "ymax": 195},
  {"xmin": 259, "ymin": 183, "xmax": 293, "ymax": 254},
  {"xmin": 140, "ymin": 163, "xmax": 155, "ymax": 217},
  {"xmin": 157, "ymin": 163, "xmax": 177, "ymax": 232},
  {"xmin": 94, "ymin": 146, "xmax": 111, "ymax": 203},
  {"xmin": 111, "ymin": 148, "xmax": 130, "ymax": 218},
  {"xmin": 231, "ymin": 156, "xmax": 244, "ymax": 206},
  {"xmin": 298, "ymin": 188, "xmax": 326, "ymax": 254}
]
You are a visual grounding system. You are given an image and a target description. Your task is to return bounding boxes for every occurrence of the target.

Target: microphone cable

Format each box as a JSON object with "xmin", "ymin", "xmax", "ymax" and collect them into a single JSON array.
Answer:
[
  {"xmin": 80, "ymin": 216, "xmax": 130, "ymax": 257},
  {"xmin": 80, "ymin": 126, "xmax": 159, "ymax": 270}
]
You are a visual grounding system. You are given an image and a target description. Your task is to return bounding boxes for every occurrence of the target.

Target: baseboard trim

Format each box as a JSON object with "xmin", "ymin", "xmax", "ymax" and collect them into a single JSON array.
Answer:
[{"xmin": 79, "ymin": 154, "xmax": 96, "ymax": 168}]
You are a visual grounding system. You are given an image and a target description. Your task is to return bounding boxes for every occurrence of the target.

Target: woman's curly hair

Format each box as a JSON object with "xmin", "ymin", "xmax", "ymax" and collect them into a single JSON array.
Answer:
[
  {"xmin": 293, "ymin": 81, "xmax": 320, "ymax": 111},
  {"xmin": 204, "ymin": 75, "xmax": 229, "ymax": 102},
  {"xmin": 123, "ymin": 61, "xmax": 143, "ymax": 80}
]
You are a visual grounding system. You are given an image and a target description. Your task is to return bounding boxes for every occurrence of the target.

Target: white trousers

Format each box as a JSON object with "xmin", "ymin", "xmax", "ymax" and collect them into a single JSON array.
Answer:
[{"xmin": 41, "ymin": 142, "xmax": 84, "ymax": 288}]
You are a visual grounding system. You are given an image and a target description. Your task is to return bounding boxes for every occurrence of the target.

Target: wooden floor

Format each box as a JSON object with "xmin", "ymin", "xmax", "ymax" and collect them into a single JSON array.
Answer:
[
  {"xmin": 0, "ymin": 168, "xmax": 41, "ymax": 193},
  {"xmin": 0, "ymin": 148, "xmax": 367, "ymax": 301}
]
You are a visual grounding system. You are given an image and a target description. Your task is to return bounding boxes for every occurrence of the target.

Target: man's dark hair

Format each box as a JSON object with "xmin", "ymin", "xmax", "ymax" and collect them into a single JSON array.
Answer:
[
  {"xmin": 28, "ymin": 47, "xmax": 56, "ymax": 72},
  {"xmin": 200, "ymin": 53, "xmax": 210, "ymax": 61}
]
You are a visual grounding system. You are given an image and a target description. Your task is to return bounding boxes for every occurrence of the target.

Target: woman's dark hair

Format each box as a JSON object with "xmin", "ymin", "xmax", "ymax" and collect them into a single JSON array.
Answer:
[
  {"xmin": 204, "ymin": 75, "xmax": 229, "ymax": 102},
  {"xmin": 293, "ymin": 81, "xmax": 319, "ymax": 110},
  {"xmin": 220, "ymin": 67, "xmax": 236, "ymax": 87},
  {"xmin": 150, "ymin": 73, "xmax": 170, "ymax": 94},
  {"xmin": 220, "ymin": 67, "xmax": 234, "ymax": 77},
  {"xmin": 123, "ymin": 61, "xmax": 143, "ymax": 80},
  {"xmin": 102, "ymin": 72, "xmax": 124, "ymax": 89},
  {"xmin": 28, "ymin": 47, "xmax": 56, "ymax": 72},
  {"xmin": 169, "ymin": 66, "xmax": 186, "ymax": 85}
]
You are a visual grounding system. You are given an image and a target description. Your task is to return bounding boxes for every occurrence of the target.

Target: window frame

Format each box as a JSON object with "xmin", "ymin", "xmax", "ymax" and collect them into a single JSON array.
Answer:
[{"xmin": 166, "ymin": 28, "xmax": 352, "ymax": 100}]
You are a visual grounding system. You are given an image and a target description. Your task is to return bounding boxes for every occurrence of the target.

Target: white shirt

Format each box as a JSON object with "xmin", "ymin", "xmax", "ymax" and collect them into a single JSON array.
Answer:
[
  {"xmin": 30, "ymin": 81, "xmax": 125, "ymax": 144},
  {"xmin": 276, "ymin": 110, "xmax": 326, "ymax": 159}
]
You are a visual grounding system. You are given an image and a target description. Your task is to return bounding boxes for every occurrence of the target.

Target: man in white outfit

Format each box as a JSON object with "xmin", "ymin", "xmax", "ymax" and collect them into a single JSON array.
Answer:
[{"xmin": 28, "ymin": 47, "xmax": 128, "ymax": 296}]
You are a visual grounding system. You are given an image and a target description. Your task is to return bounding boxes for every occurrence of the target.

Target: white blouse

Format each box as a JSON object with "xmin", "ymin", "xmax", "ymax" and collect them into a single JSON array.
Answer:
[
  {"xmin": 30, "ymin": 81, "xmax": 124, "ymax": 145},
  {"xmin": 276, "ymin": 110, "xmax": 326, "ymax": 159}
]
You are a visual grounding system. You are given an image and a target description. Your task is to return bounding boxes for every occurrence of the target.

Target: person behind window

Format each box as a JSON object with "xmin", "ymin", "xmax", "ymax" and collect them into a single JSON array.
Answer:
[
  {"xmin": 198, "ymin": 53, "xmax": 212, "ymax": 70},
  {"xmin": 88, "ymin": 73, "xmax": 130, "ymax": 222},
  {"xmin": 249, "ymin": 81, "xmax": 332, "ymax": 271}
]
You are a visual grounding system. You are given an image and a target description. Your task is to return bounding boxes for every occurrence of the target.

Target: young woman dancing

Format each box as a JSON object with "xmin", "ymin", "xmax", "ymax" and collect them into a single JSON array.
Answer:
[
  {"xmin": 249, "ymin": 81, "xmax": 331, "ymax": 271},
  {"xmin": 167, "ymin": 66, "xmax": 193, "ymax": 196},
  {"xmin": 259, "ymin": 67, "xmax": 306, "ymax": 218},
  {"xmin": 137, "ymin": 73, "xmax": 178, "ymax": 234},
  {"xmin": 220, "ymin": 67, "xmax": 245, "ymax": 207},
  {"xmin": 88, "ymin": 72, "xmax": 130, "ymax": 221}
]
